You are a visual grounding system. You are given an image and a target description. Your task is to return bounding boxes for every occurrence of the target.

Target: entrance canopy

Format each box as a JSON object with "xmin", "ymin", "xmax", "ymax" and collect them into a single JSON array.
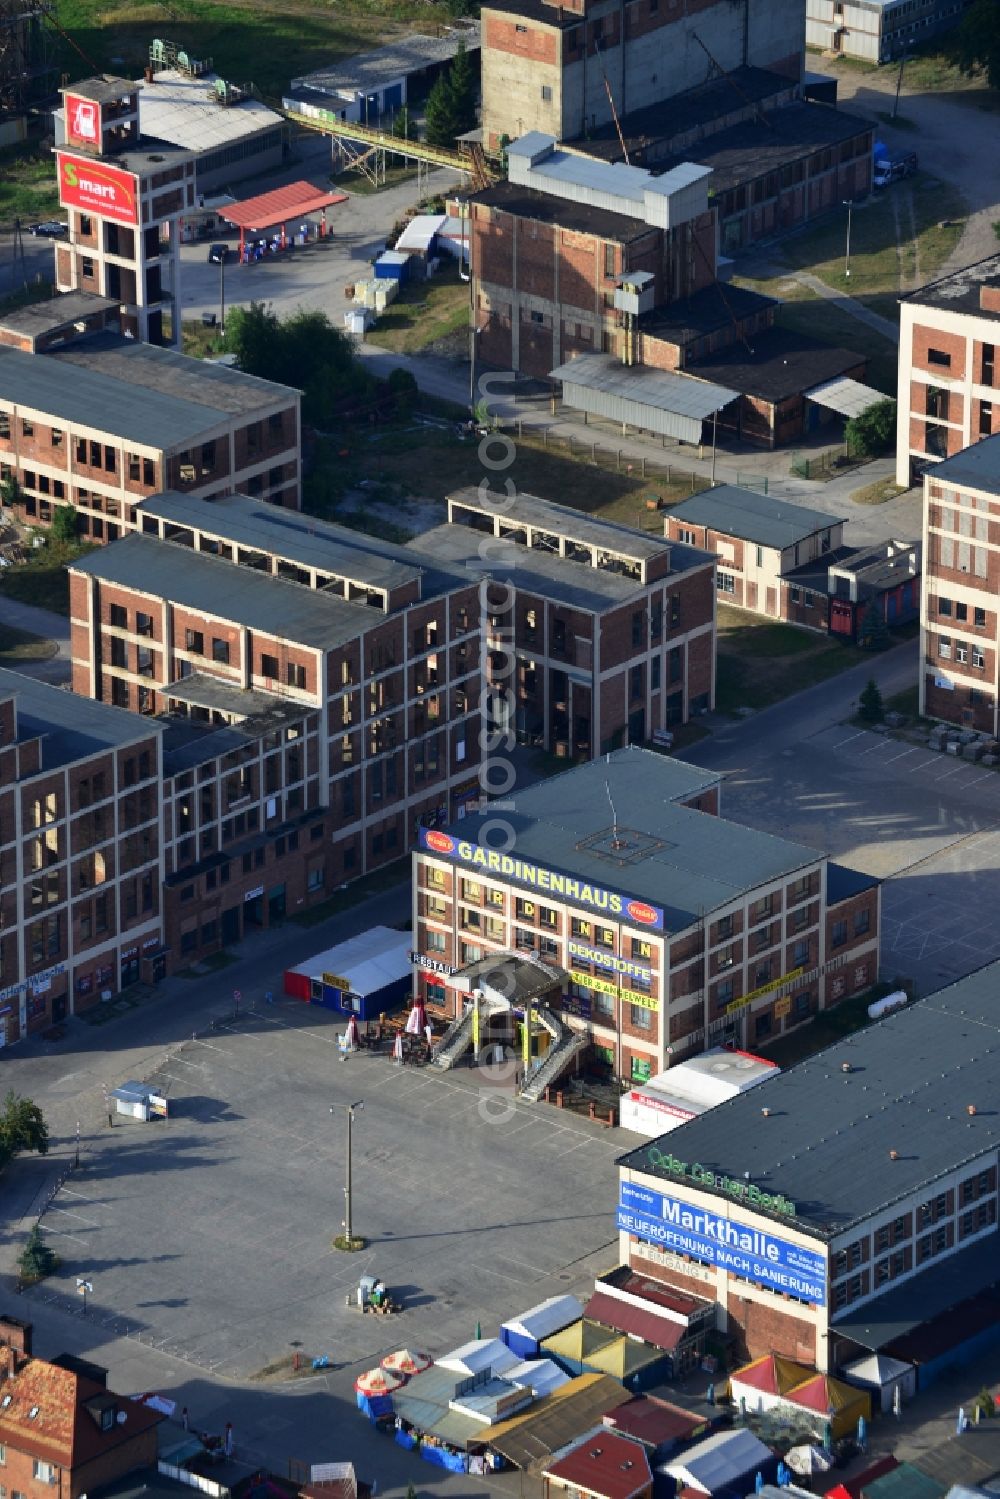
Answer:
[
  {"xmin": 550, "ymin": 354, "xmax": 739, "ymax": 445},
  {"xmin": 805, "ymin": 375, "xmax": 887, "ymax": 418},
  {"xmin": 223, "ymin": 180, "xmax": 347, "ymax": 233}
]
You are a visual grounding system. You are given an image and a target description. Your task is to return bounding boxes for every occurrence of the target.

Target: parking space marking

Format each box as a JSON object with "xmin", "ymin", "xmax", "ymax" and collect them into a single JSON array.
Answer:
[
  {"xmin": 884, "ymin": 748, "xmax": 919, "ymax": 764},
  {"xmin": 830, "ymin": 731, "xmax": 866, "ymax": 750}
]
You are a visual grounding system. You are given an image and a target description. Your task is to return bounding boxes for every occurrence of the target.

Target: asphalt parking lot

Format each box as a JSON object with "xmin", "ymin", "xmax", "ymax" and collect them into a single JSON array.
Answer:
[{"xmin": 32, "ymin": 1002, "xmax": 631, "ymax": 1382}]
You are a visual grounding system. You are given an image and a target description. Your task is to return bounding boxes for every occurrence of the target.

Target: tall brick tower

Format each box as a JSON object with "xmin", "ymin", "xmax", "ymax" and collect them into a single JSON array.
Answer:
[{"xmin": 54, "ymin": 77, "xmax": 195, "ymax": 345}]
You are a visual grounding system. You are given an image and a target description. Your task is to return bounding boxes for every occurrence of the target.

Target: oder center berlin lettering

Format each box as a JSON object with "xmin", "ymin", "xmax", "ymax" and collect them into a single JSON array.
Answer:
[{"xmin": 645, "ymin": 1144, "xmax": 797, "ymax": 1217}]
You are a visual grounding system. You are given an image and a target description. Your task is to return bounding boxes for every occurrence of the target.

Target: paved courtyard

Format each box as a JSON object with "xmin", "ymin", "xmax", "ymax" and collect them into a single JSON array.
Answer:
[{"xmin": 30, "ymin": 1003, "xmax": 630, "ymax": 1383}]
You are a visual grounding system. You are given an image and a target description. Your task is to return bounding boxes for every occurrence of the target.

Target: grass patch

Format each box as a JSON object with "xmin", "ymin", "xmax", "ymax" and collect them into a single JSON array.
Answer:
[
  {"xmin": 0, "ymin": 538, "xmax": 94, "ymax": 615},
  {"xmin": 884, "ymin": 684, "xmax": 920, "ymax": 719},
  {"xmin": 306, "ymin": 422, "xmax": 707, "ymax": 529},
  {"xmin": 334, "ymin": 163, "xmax": 419, "ymax": 196},
  {"xmin": 181, "ymin": 320, "xmax": 228, "ymax": 359},
  {"xmin": 851, "ymin": 477, "xmax": 906, "ymax": 505},
  {"xmin": 366, "ymin": 268, "xmax": 470, "ymax": 356},
  {"xmin": 715, "ymin": 604, "xmax": 870, "ymax": 715},
  {"xmin": 763, "ymin": 173, "xmax": 966, "ymax": 298},
  {"xmin": 773, "ymin": 299, "xmax": 898, "ymax": 395},
  {"xmin": 0, "ymin": 146, "xmax": 62, "ymax": 231},
  {"xmin": 53, "ymin": 0, "xmax": 456, "ymax": 104},
  {"xmin": 0, "ymin": 624, "xmax": 58, "ymax": 662}
]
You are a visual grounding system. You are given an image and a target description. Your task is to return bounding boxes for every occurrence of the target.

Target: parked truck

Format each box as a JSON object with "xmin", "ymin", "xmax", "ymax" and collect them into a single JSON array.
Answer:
[{"xmin": 873, "ymin": 150, "xmax": 918, "ymax": 188}]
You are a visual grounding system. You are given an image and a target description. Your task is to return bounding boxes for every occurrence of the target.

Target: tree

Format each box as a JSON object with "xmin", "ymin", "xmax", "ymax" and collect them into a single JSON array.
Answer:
[
  {"xmin": 0, "ymin": 474, "xmax": 20, "ymax": 508},
  {"xmin": 858, "ymin": 600, "xmax": 890, "ymax": 651},
  {"xmin": 956, "ymin": 0, "xmax": 1000, "ymax": 89},
  {"xmin": 448, "ymin": 41, "xmax": 478, "ymax": 139},
  {"xmin": 845, "ymin": 399, "xmax": 897, "ymax": 459},
  {"xmin": 859, "ymin": 677, "xmax": 884, "ymax": 723},
  {"xmin": 17, "ymin": 1224, "xmax": 58, "ymax": 1283},
  {"xmin": 424, "ymin": 70, "xmax": 460, "ymax": 148},
  {"xmin": 388, "ymin": 366, "xmax": 418, "ymax": 414},
  {"xmin": 225, "ymin": 304, "xmax": 371, "ymax": 427},
  {"xmin": 0, "ymin": 1090, "xmax": 49, "ymax": 1173},
  {"xmin": 392, "ymin": 104, "xmax": 413, "ymax": 143},
  {"xmin": 51, "ymin": 505, "xmax": 79, "ymax": 544}
]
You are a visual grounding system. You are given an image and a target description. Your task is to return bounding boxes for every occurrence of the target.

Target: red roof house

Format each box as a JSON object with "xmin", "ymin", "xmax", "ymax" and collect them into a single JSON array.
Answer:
[
  {"xmin": 544, "ymin": 1430, "xmax": 652, "ymax": 1499},
  {"xmin": 0, "ymin": 1328, "xmax": 163, "ymax": 1498}
]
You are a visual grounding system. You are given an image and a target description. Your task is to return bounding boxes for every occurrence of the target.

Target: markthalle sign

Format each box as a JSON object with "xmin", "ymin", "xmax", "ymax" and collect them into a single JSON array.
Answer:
[{"xmin": 618, "ymin": 1180, "xmax": 825, "ymax": 1306}]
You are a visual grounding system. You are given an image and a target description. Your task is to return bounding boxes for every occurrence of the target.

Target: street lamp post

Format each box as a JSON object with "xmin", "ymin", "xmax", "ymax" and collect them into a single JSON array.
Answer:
[
  {"xmin": 76, "ymin": 1278, "xmax": 93, "ymax": 1315},
  {"xmin": 843, "ymin": 199, "xmax": 853, "ymax": 280},
  {"xmin": 74, "ymin": 1119, "xmax": 80, "ymax": 1170},
  {"xmin": 209, "ymin": 245, "xmax": 226, "ymax": 335},
  {"xmin": 331, "ymin": 1100, "xmax": 364, "ymax": 1245}
]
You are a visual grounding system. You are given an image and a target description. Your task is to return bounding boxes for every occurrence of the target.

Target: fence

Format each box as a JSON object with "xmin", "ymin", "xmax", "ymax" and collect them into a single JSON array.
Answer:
[
  {"xmin": 502, "ymin": 417, "xmax": 706, "ymax": 499},
  {"xmin": 790, "ymin": 445, "xmax": 861, "ymax": 480}
]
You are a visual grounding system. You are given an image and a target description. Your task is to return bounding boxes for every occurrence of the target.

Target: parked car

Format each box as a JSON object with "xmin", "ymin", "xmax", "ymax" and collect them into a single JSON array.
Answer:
[
  {"xmin": 873, "ymin": 151, "xmax": 918, "ymax": 189},
  {"xmin": 29, "ymin": 221, "xmax": 67, "ymax": 238},
  {"xmin": 207, "ymin": 243, "xmax": 228, "ymax": 264}
]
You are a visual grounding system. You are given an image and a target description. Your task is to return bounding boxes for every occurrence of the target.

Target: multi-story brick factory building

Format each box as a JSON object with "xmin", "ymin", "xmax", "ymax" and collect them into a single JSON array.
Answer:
[
  {"xmin": 411, "ymin": 748, "xmax": 879, "ymax": 1086},
  {"xmin": 0, "ymin": 669, "xmax": 165, "ymax": 1045},
  {"xmin": 0, "ymin": 302, "xmax": 301, "ymax": 536},
  {"xmin": 410, "ymin": 488, "xmax": 716, "ymax": 754},
  {"xmin": 618, "ymin": 961, "xmax": 1000, "ymax": 1374},
  {"xmin": 479, "ymin": 0, "xmax": 804, "ymax": 149},
  {"xmin": 54, "ymin": 76, "xmax": 195, "ymax": 346},
  {"xmin": 897, "ymin": 255, "xmax": 1000, "ymax": 487},
  {"xmin": 919, "ymin": 434, "xmax": 1000, "ymax": 733},
  {"xmin": 67, "ymin": 493, "xmax": 483, "ymax": 964}
]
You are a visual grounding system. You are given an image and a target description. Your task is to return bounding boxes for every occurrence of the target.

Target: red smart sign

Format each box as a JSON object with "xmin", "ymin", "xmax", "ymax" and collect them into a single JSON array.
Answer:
[
  {"xmin": 57, "ymin": 153, "xmax": 138, "ymax": 226},
  {"xmin": 65, "ymin": 93, "xmax": 101, "ymax": 145}
]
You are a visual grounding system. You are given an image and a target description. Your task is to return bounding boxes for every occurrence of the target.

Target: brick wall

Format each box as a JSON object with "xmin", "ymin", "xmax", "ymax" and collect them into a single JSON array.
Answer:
[{"xmin": 727, "ymin": 1292, "xmax": 817, "ymax": 1364}]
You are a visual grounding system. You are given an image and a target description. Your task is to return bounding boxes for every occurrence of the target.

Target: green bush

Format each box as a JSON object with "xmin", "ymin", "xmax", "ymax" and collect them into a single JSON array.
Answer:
[
  {"xmin": 51, "ymin": 505, "xmax": 79, "ymax": 544},
  {"xmin": 18, "ymin": 1224, "xmax": 58, "ymax": 1283},
  {"xmin": 859, "ymin": 678, "xmax": 884, "ymax": 723},
  {"xmin": 845, "ymin": 399, "xmax": 897, "ymax": 459}
]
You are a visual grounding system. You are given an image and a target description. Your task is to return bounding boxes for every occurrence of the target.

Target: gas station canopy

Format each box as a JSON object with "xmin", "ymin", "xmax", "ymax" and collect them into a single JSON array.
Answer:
[{"xmin": 223, "ymin": 180, "xmax": 347, "ymax": 234}]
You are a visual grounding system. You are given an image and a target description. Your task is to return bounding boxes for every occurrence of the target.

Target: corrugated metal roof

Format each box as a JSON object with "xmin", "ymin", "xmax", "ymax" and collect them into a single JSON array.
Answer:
[
  {"xmin": 583, "ymin": 1292, "xmax": 684, "ymax": 1351},
  {"xmin": 137, "ymin": 69, "xmax": 282, "ymax": 153},
  {"xmin": 546, "ymin": 1430, "xmax": 652, "ymax": 1499},
  {"xmin": 293, "ymin": 24, "xmax": 480, "ymax": 95},
  {"xmin": 488, "ymin": 1375, "xmax": 632, "ymax": 1470},
  {"xmin": 806, "ymin": 376, "xmax": 888, "ymax": 419},
  {"xmin": 667, "ymin": 484, "xmax": 842, "ymax": 551},
  {"xmin": 551, "ymin": 355, "xmax": 738, "ymax": 445},
  {"xmin": 224, "ymin": 180, "xmax": 347, "ymax": 230}
]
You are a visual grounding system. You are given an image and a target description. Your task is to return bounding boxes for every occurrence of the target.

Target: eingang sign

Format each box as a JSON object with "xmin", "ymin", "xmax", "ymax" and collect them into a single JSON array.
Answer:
[
  {"xmin": 418, "ymin": 828, "xmax": 665, "ymax": 931},
  {"xmin": 618, "ymin": 1181, "xmax": 825, "ymax": 1305}
]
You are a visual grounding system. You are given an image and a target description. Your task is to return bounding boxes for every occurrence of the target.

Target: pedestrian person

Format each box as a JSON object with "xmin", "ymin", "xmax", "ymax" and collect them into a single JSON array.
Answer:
[
  {"xmin": 181, "ymin": 1407, "xmax": 189, "ymax": 1431},
  {"xmin": 224, "ymin": 1422, "xmax": 234, "ymax": 1459},
  {"xmin": 107, "ymin": 1106, "xmax": 114, "ymax": 1127}
]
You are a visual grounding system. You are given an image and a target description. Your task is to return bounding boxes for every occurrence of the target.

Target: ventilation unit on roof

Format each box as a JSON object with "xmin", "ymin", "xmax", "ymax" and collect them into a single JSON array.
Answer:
[{"xmin": 28, "ymin": 1405, "xmax": 39, "ymax": 1419}]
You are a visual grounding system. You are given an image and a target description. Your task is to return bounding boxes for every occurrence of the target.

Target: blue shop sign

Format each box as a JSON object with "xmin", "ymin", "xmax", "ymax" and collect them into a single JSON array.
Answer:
[{"xmin": 617, "ymin": 1181, "xmax": 826, "ymax": 1306}]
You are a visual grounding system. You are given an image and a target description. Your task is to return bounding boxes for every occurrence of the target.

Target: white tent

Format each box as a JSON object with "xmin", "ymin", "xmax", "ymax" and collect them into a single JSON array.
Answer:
[
  {"xmin": 436, "ymin": 1338, "xmax": 518, "ymax": 1379},
  {"xmin": 504, "ymin": 1358, "xmax": 571, "ymax": 1398},
  {"xmin": 501, "ymin": 1295, "xmax": 583, "ymax": 1357},
  {"xmin": 661, "ymin": 1428, "xmax": 773, "ymax": 1494},
  {"xmin": 842, "ymin": 1351, "xmax": 915, "ymax": 1412},
  {"xmin": 395, "ymin": 213, "xmax": 447, "ymax": 254}
]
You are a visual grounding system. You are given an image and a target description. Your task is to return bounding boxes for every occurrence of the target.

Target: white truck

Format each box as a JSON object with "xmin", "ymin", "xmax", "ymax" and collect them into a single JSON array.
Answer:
[{"xmin": 873, "ymin": 150, "xmax": 918, "ymax": 189}]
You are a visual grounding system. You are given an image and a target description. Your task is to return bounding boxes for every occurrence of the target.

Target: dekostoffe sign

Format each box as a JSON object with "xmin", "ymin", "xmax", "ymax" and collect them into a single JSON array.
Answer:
[
  {"xmin": 641, "ymin": 1143, "xmax": 797, "ymax": 1216},
  {"xmin": 418, "ymin": 829, "xmax": 665, "ymax": 931},
  {"xmin": 618, "ymin": 1181, "xmax": 825, "ymax": 1305}
]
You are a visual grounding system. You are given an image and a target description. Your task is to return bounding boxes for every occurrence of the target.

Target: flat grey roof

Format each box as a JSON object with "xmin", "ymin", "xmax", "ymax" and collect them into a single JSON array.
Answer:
[
  {"xmin": 806, "ymin": 375, "xmax": 888, "ymax": 419},
  {"xmin": 0, "ymin": 666, "xmax": 157, "ymax": 770},
  {"xmin": 434, "ymin": 746, "xmax": 817, "ymax": 933},
  {"xmin": 57, "ymin": 138, "xmax": 195, "ymax": 173},
  {"xmin": 905, "ymin": 252, "xmax": 1000, "ymax": 320},
  {"xmin": 293, "ymin": 23, "xmax": 479, "ymax": 94},
  {"xmin": 137, "ymin": 70, "xmax": 283, "ymax": 154},
  {"xmin": 925, "ymin": 432, "xmax": 1000, "ymax": 491},
  {"xmin": 162, "ymin": 672, "xmax": 288, "ymax": 718},
  {"xmin": 667, "ymin": 485, "xmax": 842, "ymax": 551},
  {"xmin": 410, "ymin": 523, "xmax": 712, "ymax": 612},
  {"xmin": 50, "ymin": 334, "xmax": 297, "ymax": 421},
  {"xmin": 551, "ymin": 356, "xmax": 739, "ymax": 421},
  {"xmin": 139, "ymin": 491, "xmax": 430, "ymax": 595},
  {"xmin": 447, "ymin": 486, "xmax": 671, "ymax": 563},
  {"xmin": 0, "ymin": 343, "xmax": 218, "ymax": 450},
  {"xmin": 71, "ymin": 534, "xmax": 376, "ymax": 649},
  {"xmin": 62, "ymin": 75, "xmax": 133, "ymax": 103},
  {"xmin": 829, "ymin": 1234, "xmax": 1000, "ymax": 1349},
  {"xmin": 0, "ymin": 291, "xmax": 118, "ymax": 339},
  {"xmin": 618, "ymin": 959, "xmax": 1000, "ymax": 1241}
]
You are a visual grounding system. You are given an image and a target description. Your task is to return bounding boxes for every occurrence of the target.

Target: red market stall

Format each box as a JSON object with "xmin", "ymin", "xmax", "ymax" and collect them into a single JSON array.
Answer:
[{"xmin": 222, "ymin": 180, "xmax": 347, "ymax": 259}]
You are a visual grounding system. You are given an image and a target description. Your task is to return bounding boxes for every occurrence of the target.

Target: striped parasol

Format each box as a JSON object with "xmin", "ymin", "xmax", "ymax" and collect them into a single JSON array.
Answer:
[
  {"xmin": 354, "ymin": 1366, "xmax": 403, "ymax": 1396},
  {"xmin": 382, "ymin": 1349, "xmax": 432, "ymax": 1377},
  {"xmin": 392, "ymin": 1032, "xmax": 404, "ymax": 1065}
]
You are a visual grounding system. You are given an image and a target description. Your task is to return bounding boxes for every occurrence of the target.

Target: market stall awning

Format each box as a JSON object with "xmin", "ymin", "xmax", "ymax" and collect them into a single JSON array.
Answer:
[
  {"xmin": 805, "ymin": 375, "xmax": 888, "ymax": 418},
  {"xmin": 583, "ymin": 1290, "xmax": 684, "ymax": 1351},
  {"xmin": 223, "ymin": 180, "xmax": 347, "ymax": 233},
  {"xmin": 550, "ymin": 354, "xmax": 739, "ymax": 445}
]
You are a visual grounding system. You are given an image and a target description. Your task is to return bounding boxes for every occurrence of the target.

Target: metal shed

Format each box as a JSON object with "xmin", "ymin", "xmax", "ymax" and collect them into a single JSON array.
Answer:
[
  {"xmin": 550, "ymin": 355, "xmax": 738, "ymax": 446},
  {"xmin": 805, "ymin": 375, "xmax": 888, "ymax": 419}
]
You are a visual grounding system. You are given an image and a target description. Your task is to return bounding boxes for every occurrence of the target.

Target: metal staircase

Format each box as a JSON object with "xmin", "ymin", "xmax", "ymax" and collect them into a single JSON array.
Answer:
[
  {"xmin": 519, "ymin": 1007, "xmax": 588, "ymax": 1103},
  {"xmin": 432, "ymin": 1008, "xmax": 476, "ymax": 1070}
]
